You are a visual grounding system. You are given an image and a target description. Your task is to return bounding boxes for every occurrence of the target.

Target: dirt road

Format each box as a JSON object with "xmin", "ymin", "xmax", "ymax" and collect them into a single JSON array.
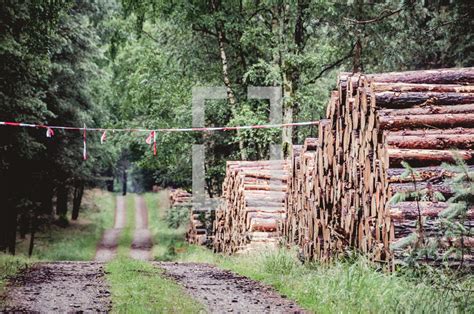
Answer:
[
  {"xmin": 156, "ymin": 262, "xmax": 304, "ymax": 313},
  {"xmin": 2, "ymin": 262, "xmax": 111, "ymax": 312},
  {"xmin": 130, "ymin": 195, "xmax": 153, "ymax": 260},
  {"xmin": 95, "ymin": 195, "xmax": 126, "ymax": 262}
]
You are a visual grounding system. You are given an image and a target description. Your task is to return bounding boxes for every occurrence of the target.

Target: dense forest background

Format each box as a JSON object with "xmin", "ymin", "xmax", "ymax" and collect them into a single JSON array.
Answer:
[{"xmin": 0, "ymin": 0, "xmax": 472, "ymax": 253}]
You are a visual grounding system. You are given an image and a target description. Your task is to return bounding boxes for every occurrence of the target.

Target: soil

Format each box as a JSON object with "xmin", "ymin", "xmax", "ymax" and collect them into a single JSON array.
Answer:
[
  {"xmin": 95, "ymin": 195, "xmax": 125, "ymax": 261},
  {"xmin": 2, "ymin": 262, "xmax": 111, "ymax": 313},
  {"xmin": 130, "ymin": 195, "xmax": 153, "ymax": 260},
  {"xmin": 156, "ymin": 262, "xmax": 305, "ymax": 314}
]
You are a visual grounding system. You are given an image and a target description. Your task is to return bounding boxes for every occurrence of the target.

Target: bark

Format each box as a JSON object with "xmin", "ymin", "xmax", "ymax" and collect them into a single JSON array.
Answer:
[
  {"xmin": 372, "ymin": 83, "xmax": 474, "ymax": 93},
  {"xmin": 0, "ymin": 200, "xmax": 17, "ymax": 254},
  {"xmin": 390, "ymin": 202, "xmax": 474, "ymax": 220},
  {"xmin": 106, "ymin": 179, "xmax": 114, "ymax": 192},
  {"xmin": 375, "ymin": 91, "xmax": 474, "ymax": 108},
  {"xmin": 380, "ymin": 104, "xmax": 474, "ymax": 116},
  {"xmin": 387, "ymin": 132, "xmax": 474, "ymax": 149},
  {"xmin": 122, "ymin": 169, "xmax": 127, "ymax": 196},
  {"xmin": 387, "ymin": 165, "xmax": 474, "ymax": 183},
  {"xmin": 390, "ymin": 181, "xmax": 453, "ymax": 197},
  {"xmin": 56, "ymin": 185, "xmax": 69, "ymax": 217},
  {"xmin": 71, "ymin": 182, "xmax": 84, "ymax": 221},
  {"xmin": 367, "ymin": 67, "xmax": 474, "ymax": 84},
  {"xmin": 380, "ymin": 113, "xmax": 474, "ymax": 130},
  {"xmin": 28, "ymin": 213, "xmax": 37, "ymax": 257},
  {"xmin": 212, "ymin": 1, "xmax": 247, "ymax": 160},
  {"xmin": 388, "ymin": 148, "xmax": 474, "ymax": 167}
]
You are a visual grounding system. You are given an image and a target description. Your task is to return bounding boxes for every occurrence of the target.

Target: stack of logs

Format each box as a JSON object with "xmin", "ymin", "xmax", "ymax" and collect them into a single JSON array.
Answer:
[
  {"xmin": 169, "ymin": 189, "xmax": 214, "ymax": 246},
  {"xmin": 169, "ymin": 188, "xmax": 192, "ymax": 208},
  {"xmin": 213, "ymin": 160, "xmax": 289, "ymax": 254},
  {"xmin": 284, "ymin": 67, "xmax": 474, "ymax": 265}
]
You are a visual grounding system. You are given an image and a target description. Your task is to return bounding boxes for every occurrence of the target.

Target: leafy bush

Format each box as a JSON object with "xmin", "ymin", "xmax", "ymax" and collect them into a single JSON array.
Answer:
[{"xmin": 166, "ymin": 206, "xmax": 189, "ymax": 229}]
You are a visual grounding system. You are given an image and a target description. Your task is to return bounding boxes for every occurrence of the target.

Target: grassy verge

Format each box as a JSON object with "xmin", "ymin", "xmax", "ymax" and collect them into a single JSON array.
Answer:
[
  {"xmin": 0, "ymin": 254, "xmax": 32, "ymax": 306},
  {"xmin": 15, "ymin": 189, "xmax": 115, "ymax": 261},
  {"xmin": 144, "ymin": 192, "xmax": 188, "ymax": 261},
  {"xmin": 106, "ymin": 257, "xmax": 204, "ymax": 313},
  {"xmin": 144, "ymin": 192, "xmax": 474, "ymax": 313}
]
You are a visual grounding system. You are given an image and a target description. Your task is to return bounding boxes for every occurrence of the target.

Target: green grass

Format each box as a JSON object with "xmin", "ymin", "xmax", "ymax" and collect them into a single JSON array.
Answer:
[
  {"xmin": 143, "ymin": 192, "xmax": 474, "ymax": 313},
  {"xmin": 0, "ymin": 254, "xmax": 32, "ymax": 305},
  {"xmin": 144, "ymin": 192, "xmax": 188, "ymax": 261},
  {"xmin": 15, "ymin": 189, "xmax": 115, "ymax": 261},
  {"xmin": 106, "ymin": 193, "xmax": 203, "ymax": 313},
  {"xmin": 105, "ymin": 257, "xmax": 204, "ymax": 313}
]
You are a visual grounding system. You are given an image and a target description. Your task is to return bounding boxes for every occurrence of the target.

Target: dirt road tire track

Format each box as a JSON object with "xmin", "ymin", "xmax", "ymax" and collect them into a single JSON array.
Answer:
[
  {"xmin": 95, "ymin": 195, "xmax": 125, "ymax": 261},
  {"xmin": 156, "ymin": 262, "xmax": 305, "ymax": 313},
  {"xmin": 130, "ymin": 195, "xmax": 153, "ymax": 260},
  {"xmin": 2, "ymin": 262, "xmax": 111, "ymax": 312}
]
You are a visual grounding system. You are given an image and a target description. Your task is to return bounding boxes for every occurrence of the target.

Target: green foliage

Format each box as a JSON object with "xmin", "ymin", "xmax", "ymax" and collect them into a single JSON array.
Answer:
[
  {"xmin": 439, "ymin": 159, "xmax": 474, "ymax": 265},
  {"xmin": 0, "ymin": 254, "xmax": 32, "ymax": 304},
  {"xmin": 14, "ymin": 190, "xmax": 115, "ymax": 261},
  {"xmin": 166, "ymin": 206, "xmax": 189, "ymax": 229},
  {"xmin": 112, "ymin": 0, "xmax": 473, "ymax": 196},
  {"xmin": 0, "ymin": 1, "xmax": 120, "ymax": 252}
]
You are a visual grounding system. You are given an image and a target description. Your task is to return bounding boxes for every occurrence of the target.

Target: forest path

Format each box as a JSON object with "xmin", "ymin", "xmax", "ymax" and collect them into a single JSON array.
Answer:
[
  {"xmin": 130, "ymin": 195, "xmax": 153, "ymax": 260},
  {"xmin": 156, "ymin": 262, "xmax": 304, "ymax": 314},
  {"xmin": 2, "ymin": 262, "xmax": 111, "ymax": 312},
  {"xmin": 95, "ymin": 195, "xmax": 126, "ymax": 262}
]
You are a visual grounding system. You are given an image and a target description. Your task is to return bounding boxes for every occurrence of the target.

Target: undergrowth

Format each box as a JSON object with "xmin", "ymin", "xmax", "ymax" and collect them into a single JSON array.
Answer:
[
  {"xmin": 144, "ymin": 192, "xmax": 188, "ymax": 261},
  {"xmin": 0, "ymin": 254, "xmax": 32, "ymax": 305},
  {"xmin": 15, "ymin": 189, "xmax": 115, "ymax": 261}
]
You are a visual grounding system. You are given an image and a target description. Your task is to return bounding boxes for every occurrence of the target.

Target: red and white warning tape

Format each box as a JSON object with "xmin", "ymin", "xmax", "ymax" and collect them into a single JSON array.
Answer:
[
  {"xmin": 0, "ymin": 120, "xmax": 320, "ymax": 133},
  {"xmin": 0, "ymin": 120, "xmax": 320, "ymax": 158}
]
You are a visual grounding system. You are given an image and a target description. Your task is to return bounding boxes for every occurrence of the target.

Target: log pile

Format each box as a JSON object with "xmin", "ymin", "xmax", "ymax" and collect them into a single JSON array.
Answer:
[
  {"xmin": 285, "ymin": 67, "xmax": 474, "ymax": 265},
  {"xmin": 169, "ymin": 189, "xmax": 214, "ymax": 246},
  {"xmin": 186, "ymin": 206, "xmax": 215, "ymax": 246},
  {"xmin": 169, "ymin": 188, "xmax": 192, "ymax": 207},
  {"xmin": 213, "ymin": 160, "xmax": 289, "ymax": 254}
]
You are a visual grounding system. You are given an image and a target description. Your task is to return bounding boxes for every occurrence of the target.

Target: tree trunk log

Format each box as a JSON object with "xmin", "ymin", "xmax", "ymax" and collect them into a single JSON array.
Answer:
[
  {"xmin": 375, "ymin": 92, "xmax": 474, "ymax": 108},
  {"xmin": 379, "ymin": 113, "xmax": 474, "ymax": 130},
  {"xmin": 387, "ymin": 132, "xmax": 474, "ymax": 149},
  {"xmin": 388, "ymin": 148, "xmax": 474, "ymax": 166}
]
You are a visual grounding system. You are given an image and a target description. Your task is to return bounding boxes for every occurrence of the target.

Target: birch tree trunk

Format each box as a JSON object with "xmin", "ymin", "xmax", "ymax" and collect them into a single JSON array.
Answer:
[{"xmin": 213, "ymin": 0, "xmax": 247, "ymax": 160}]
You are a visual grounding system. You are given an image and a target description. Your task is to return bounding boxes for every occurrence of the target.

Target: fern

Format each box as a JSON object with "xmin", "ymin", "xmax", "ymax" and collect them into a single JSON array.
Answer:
[{"xmin": 390, "ymin": 233, "xmax": 417, "ymax": 250}]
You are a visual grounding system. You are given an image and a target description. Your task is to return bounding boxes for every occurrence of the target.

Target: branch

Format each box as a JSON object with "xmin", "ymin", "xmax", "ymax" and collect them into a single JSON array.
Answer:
[
  {"xmin": 305, "ymin": 44, "xmax": 355, "ymax": 84},
  {"xmin": 141, "ymin": 30, "xmax": 161, "ymax": 44},
  {"xmin": 192, "ymin": 24, "xmax": 220, "ymax": 39},
  {"xmin": 344, "ymin": 1, "xmax": 415, "ymax": 25}
]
